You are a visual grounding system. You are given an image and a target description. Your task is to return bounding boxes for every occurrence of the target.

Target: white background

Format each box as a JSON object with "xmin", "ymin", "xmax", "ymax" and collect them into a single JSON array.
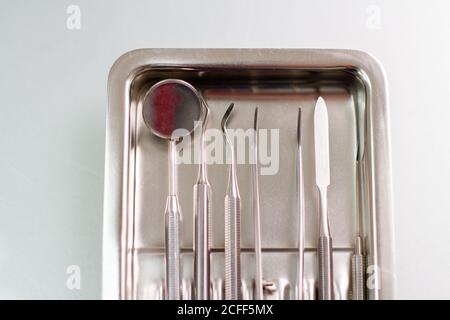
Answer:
[{"xmin": 0, "ymin": 0, "xmax": 449, "ymax": 299}]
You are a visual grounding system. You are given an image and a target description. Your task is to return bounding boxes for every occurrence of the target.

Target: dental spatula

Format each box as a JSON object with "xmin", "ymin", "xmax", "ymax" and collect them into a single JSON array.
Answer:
[{"xmin": 314, "ymin": 96, "xmax": 334, "ymax": 300}]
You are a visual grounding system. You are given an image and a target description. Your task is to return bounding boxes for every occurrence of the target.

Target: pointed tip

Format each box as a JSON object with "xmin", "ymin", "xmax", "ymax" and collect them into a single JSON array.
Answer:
[
  {"xmin": 221, "ymin": 103, "xmax": 235, "ymax": 132},
  {"xmin": 225, "ymin": 102, "xmax": 235, "ymax": 116},
  {"xmin": 314, "ymin": 96, "xmax": 328, "ymax": 122},
  {"xmin": 356, "ymin": 143, "xmax": 361, "ymax": 162},
  {"xmin": 315, "ymin": 96, "xmax": 326, "ymax": 109},
  {"xmin": 297, "ymin": 107, "xmax": 302, "ymax": 145},
  {"xmin": 226, "ymin": 102, "xmax": 235, "ymax": 117}
]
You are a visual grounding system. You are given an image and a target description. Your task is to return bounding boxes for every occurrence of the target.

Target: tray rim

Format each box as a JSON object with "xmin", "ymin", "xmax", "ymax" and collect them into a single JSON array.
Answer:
[{"xmin": 102, "ymin": 48, "xmax": 395, "ymax": 300}]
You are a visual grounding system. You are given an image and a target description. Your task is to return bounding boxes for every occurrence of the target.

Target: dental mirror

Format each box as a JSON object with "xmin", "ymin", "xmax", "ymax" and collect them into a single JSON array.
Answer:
[{"xmin": 142, "ymin": 78, "xmax": 203, "ymax": 300}]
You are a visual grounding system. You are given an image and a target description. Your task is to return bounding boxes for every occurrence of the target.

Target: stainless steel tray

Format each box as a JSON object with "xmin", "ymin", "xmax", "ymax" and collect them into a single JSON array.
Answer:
[{"xmin": 103, "ymin": 49, "xmax": 395, "ymax": 300}]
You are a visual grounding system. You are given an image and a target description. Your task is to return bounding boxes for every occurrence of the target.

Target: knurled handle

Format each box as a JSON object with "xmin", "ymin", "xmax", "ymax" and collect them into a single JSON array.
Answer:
[
  {"xmin": 224, "ymin": 195, "xmax": 241, "ymax": 300},
  {"xmin": 164, "ymin": 195, "xmax": 181, "ymax": 300},
  {"xmin": 318, "ymin": 235, "xmax": 333, "ymax": 300},
  {"xmin": 351, "ymin": 253, "xmax": 365, "ymax": 300}
]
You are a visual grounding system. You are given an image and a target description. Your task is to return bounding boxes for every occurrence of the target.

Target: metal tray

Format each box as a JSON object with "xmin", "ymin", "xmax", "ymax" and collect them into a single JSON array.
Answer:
[{"xmin": 103, "ymin": 49, "xmax": 395, "ymax": 300}]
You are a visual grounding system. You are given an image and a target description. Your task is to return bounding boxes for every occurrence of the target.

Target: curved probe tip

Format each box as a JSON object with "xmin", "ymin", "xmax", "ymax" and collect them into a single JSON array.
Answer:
[{"xmin": 221, "ymin": 103, "xmax": 235, "ymax": 133}]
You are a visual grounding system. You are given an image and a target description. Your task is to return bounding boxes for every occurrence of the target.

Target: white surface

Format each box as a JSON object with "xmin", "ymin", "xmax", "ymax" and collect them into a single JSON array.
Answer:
[{"xmin": 0, "ymin": 0, "xmax": 449, "ymax": 299}]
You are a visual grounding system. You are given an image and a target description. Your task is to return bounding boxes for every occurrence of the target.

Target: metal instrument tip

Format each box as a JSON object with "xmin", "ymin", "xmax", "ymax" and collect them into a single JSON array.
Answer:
[
  {"xmin": 297, "ymin": 108, "xmax": 302, "ymax": 146},
  {"xmin": 221, "ymin": 103, "xmax": 235, "ymax": 133}
]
